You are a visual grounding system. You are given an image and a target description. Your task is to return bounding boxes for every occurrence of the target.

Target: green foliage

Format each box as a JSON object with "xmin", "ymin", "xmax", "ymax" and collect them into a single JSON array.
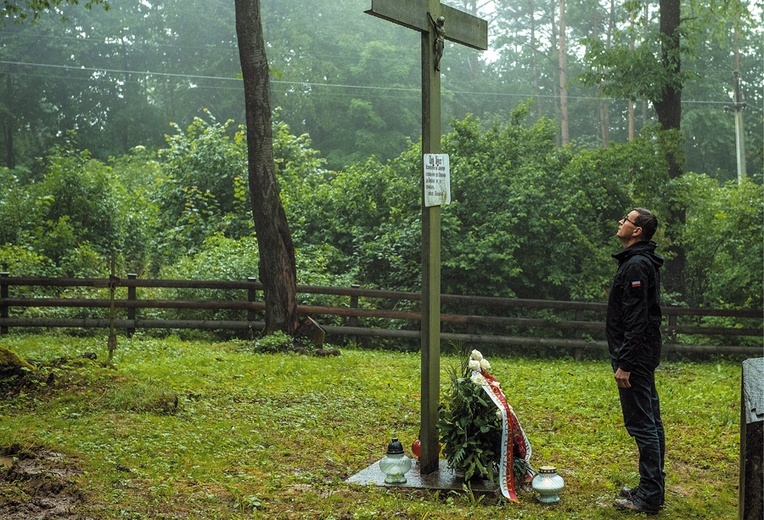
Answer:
[
  {"xmin": 272, "ymin": 119, "xmax": 327, "ymax": 190},
  {"xmin": 29, "ymin": 144, "xmax": 126, "ymax": 272},
  {"xmin": 0, "ymin": 167, "xmax": 34, "ymax": 246},
  {"xmin": 108, "ymin": 148, "xmax": 163, "ymax": 276},
  {"xmin": 159, "ymin": 233, "xmax": 259, "ymax": 282},
  {"xmin": 58, "ymin": 242, "xmax": 112, "ymax": 278},
  {"xmin": 283, "ymin": 152, "xmax": 419, "ymax": 290},
  {"xmin": 1, "ymin": 0, "xmax": 760, "ymax": 181},
  {"xmin": 1, "ymin": 0, "xmax": 109, "ymax": 21},
  {"xmin": 438, "ymin": 109, "xmax": 622, "ymax": 300},
  {"xmin": 671, "ymin": 173, "xmax": 763, "ymax": 308},
  {"xmin": 581, "ymin": 38, "xmax": 673, "ymax": 103},
  {"xmin": 264, "ymin": 2, "xmax": 420, "ymax": 170},
  {"xmin": 0, "ymin": 0, "xmax": 758, "ymax": 348},
  {"xmin": 438, "ymin": 351, "xmax": 503, "ymax": 483},
  {"xmin": 154, "ymin": 234, "xmax": 261, "ymax": 335},
  {"xmin": 282, "ymin": 106, "xmax": 634, "ymax": 300},
  {"xmin": 250, "ymin": 331, "xmax": 296, "ymax": 354},
  {"xmin": 0, "ymin": 143, "xmax": 163, "ymax": 279},
  {"xmin": 0, "ymin": 244, "xmax": 58, "ymax": 277},
  {"xmin": 579, "ymin": 0, "xmax": 762, "ymax": 178},
  {"xmin": 0, "ymin": 109, "xmax": 760, "ymax": 322},
  {"xmin": 154, "ymin": 114, "xmax": 251, "ymax": 267}
]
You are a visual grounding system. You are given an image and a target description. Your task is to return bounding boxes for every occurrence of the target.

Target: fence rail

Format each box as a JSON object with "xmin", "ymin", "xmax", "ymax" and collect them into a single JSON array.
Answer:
[{"xmin": 1, "ymin": 273, "xmax": 761, "ymax": 357}]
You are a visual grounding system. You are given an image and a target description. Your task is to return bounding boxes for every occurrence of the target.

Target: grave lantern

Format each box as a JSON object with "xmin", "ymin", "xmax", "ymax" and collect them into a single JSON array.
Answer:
[{"xmin": 379, "ymin": 438, "xmax": 412, "ymax": 484}]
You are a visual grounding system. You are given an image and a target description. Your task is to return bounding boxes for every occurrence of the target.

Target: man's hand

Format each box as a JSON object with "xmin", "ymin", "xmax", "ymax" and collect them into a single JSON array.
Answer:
[{"xmin": 614, "ymin": 367, "xmax": 631, "ymax": 388}]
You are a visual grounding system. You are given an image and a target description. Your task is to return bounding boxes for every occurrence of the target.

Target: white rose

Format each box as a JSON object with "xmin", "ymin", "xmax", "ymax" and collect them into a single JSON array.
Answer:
[
  {"xmin": 470, "ymin": 373, "xmax": 487, "ymax": 387},
  {"xmin": 468, "ymin": 359, "xmax": 481, "ymax": 371},
  {"xmin": 470, "ymin": 349, "xmax": 483, "ymax": 361},
  {"xmin": 480, "ymin": 358, "xmax": 491, "ymax": 371}
]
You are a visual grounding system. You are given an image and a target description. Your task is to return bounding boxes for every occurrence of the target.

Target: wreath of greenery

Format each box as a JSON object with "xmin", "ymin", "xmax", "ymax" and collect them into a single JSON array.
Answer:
[{"xmin": 438, "ymin": 349, "xmax": 532, "ymax": 486}]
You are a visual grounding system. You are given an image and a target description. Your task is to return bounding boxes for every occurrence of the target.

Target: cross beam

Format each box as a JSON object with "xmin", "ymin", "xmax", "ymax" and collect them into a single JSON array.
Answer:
[
  {"xmin": 366, "ymin": 0, "xmax": 487, "ymax": 50},
  {"xmin": 366, "ymin": 0, "xmax": 487, "ymax": 476}
]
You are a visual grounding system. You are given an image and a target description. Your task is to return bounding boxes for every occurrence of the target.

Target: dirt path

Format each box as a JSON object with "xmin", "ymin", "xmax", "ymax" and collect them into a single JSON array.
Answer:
[{"xmin": 0, "ymin": 446, "xmax": 92, "ymax": 520}]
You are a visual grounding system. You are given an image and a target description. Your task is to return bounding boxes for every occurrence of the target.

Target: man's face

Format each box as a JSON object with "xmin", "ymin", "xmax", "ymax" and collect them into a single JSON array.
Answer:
[{"xmin": 617, "ymin": 210, "xmax": 642, "ymax": 242}]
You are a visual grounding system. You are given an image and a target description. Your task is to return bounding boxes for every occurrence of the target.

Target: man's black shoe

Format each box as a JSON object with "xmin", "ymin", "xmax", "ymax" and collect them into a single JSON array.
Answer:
[
  {"xmin": 620, "ymin": 486, "xmax": 665, "ymax": 507},
  {"xmin": 620, "ymin": 486, "xmax": 638, "ymax": 499},
  {"xmin": 614, "ymin": 496, "xmax": 660, "ymax": 515}
]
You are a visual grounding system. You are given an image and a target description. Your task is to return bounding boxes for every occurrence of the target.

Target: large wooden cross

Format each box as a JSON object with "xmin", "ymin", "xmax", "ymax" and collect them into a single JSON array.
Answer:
[{"xmin": 366, "ymin": 0, "xmax": 487, "ymax": 475}]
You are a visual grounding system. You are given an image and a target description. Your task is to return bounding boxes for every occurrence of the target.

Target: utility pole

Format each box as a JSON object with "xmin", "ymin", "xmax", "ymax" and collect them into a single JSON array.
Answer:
[{"xmin": 726, "ymin": 70, "xmax": 747, "ymax": 184}]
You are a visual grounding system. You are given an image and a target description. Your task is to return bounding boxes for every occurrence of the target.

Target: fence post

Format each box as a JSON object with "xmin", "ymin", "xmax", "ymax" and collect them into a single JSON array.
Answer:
[
  {"xmin": 465, "ymin": 304, "xmax": 476, "ymax": 336},
  {"xmin": 349, "ymin": 284, "xmax": 360, "ymax": 344},
  {"xmin": 666, "ymin": 313, "xmax": 678, "ymax": 361},
  {"xmin": 0, "ymin": 271, "xmax": 8, "ymax": 335},
  {"xmin": 247, "ymin": 277, "xmax": 259, "ymax": 338},
  {"xmin": 574, "ymin": 308, "xmax": 584, "ymax": 361},
  {"xmin": 126, "ymin": 273, "xmax": 137, "ymax": 338}
]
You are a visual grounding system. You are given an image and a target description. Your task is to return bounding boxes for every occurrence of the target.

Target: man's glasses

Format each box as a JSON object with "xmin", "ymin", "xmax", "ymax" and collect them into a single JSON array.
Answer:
[{"xmin": 621, "ymin": 215, "xmax": 640, "ymax": 227}]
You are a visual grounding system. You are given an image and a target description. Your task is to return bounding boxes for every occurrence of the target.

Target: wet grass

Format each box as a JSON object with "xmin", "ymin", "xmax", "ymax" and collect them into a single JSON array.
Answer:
[{"xmin": 0, "ymin": 333, "xmax": 743, "ymax": 519}]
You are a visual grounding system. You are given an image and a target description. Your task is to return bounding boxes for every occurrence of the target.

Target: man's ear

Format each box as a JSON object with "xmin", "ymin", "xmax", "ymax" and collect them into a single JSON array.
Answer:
[{"xmin": 633, "ymin": 227, "xmax": 643, "ymax": 238}]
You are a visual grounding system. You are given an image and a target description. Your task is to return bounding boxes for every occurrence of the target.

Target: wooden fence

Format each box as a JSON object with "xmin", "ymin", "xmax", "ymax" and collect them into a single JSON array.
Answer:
[{"xmin": 1, "ymin": 273, "xmax": 761, "ymax": 357}]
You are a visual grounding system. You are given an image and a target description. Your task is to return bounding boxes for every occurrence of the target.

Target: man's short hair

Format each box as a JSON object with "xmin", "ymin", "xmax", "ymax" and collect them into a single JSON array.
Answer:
[{"xmin": 633, "ymin": 208, "xmax": 658, "ymax": 241}]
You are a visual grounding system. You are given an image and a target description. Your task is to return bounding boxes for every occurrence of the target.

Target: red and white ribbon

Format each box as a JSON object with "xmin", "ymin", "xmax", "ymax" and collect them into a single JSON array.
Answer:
[{"xmin": 473, "ymin": 369, "xmax": 532, "ymax": 501}]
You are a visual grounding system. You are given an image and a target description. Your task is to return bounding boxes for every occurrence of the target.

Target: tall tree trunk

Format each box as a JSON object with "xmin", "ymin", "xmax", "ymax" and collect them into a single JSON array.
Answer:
[
  {"xmin": 530, "ymin": 0, "xmax": 539, "ymax": 120},
  {"xmin": 463, "ymin": 0, "xmax": 480, "ymax": 79},
  {"xmin": 2, "ymin": 117, "xmax": 14, "ymax": 170},
  {"xmin": 627, "ymin": 7, "xmax": 636, "ymax": 141},
  {"xmin": 641, "ymin": 2, "xmax": 650, "ymax": 130},
  {"xmin": 235, "ymin": 0, "xmax": 299, "ymax": 335},
  {"xmin": 653, "ymin": 0, "xmax": 682, "ymax": 178},
  {"xmin": 549, "ymin": 2, "xmax": 560, "ymax": 145},
  {"xmin": 3, "ymin": 72, "xmax": 15, "ymax": 169},
  {"xmin": 600, "ymin": 0, "xmax": 615, "ymax": 148},
  {"xmin": 653, "ymin": 0, "xmax": 685, "ymax": 297},
  {"xmin": 558, "ymin": 0, "xmax": 569, "ymax": 144},
  {"xmin": 121, "ymin": 42, "xmax": 131, "ymax": 154}
]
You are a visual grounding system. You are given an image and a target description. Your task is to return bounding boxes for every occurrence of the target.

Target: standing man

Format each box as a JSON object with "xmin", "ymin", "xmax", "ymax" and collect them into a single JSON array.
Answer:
[{"xmin": 607, "ymin": 208, "xmax": 665, "ymax": 515}]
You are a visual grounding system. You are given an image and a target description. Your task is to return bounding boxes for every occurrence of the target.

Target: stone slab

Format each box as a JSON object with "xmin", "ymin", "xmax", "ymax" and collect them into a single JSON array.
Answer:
[
  {"xmin": 346, "ymin": 459, "xmax": 499, "ymax": 492},
  {"xmin": 739, "ymin": 358, "xmax": 764, "ymax": 520}
]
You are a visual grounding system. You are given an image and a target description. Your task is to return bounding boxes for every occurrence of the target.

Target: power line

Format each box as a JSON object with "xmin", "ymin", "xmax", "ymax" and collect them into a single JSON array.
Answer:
[
  {"xmin": 0, "ymin": 27, "xmax": 238, "ymax": 52},
  {"xmin": 0, "ymin": 59, "xmax": 240, "ymax": 82},
  {"xmin": 0, "ymin": 59, "xmax": 747, "ymax": 106}
]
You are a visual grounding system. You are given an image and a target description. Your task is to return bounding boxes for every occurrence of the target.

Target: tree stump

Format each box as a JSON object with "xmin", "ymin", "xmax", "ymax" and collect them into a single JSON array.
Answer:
[{"xmin": 295, "ymin": 317, "xmax": 326, "ymax": 349}]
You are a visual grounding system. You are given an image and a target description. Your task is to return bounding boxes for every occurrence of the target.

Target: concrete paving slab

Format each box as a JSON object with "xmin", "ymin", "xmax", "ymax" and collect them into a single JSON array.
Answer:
[{"xmin": 346, "ymin": 459, "xmax": 499, "ymax": 493}]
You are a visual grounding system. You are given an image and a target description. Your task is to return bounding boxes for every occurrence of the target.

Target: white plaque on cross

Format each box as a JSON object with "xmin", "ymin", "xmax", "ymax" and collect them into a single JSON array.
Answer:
[{"xmin": 423, "ymin": 153, "xmax": 450, "ymax": 207}]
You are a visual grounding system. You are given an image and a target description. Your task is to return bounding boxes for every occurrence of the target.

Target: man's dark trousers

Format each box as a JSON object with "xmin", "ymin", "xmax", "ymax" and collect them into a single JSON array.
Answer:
[{"xmin": 616, "ymin": 365, "xmax": 665, "ymax": 506}]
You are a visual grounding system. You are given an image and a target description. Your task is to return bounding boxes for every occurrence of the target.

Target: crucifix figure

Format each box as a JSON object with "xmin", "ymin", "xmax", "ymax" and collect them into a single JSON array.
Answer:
[
  {"xmin": 366, "ymin": 0, "xmax": 487, "ymax": 476},
  {"xmin": 428, "ymin": 13, "xmax": 445, "ymax": 71}
]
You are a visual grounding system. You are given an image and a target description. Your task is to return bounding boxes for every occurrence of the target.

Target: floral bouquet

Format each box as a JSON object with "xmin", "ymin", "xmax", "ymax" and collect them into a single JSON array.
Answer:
[{"xmin": 438, "ymin": 349, "xmax": 533, "ymax": 501}]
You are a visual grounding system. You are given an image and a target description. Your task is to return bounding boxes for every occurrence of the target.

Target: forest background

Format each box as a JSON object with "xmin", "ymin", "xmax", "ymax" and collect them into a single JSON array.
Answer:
[{"xmin": 0, "ymin": 0, "xmax": 762, "ymax": 323}]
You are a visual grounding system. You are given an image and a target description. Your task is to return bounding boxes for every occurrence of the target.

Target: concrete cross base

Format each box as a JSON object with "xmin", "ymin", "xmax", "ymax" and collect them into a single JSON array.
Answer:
[{"xmin": 346, "ymin": 459, "xmax": 499, "ymax": 493}]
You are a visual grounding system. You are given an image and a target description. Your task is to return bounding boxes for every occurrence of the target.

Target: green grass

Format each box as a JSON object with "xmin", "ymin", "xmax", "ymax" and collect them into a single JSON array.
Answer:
[{"xmin": 0, "ymin": 334, "xmax": 744, "ymax": 519}]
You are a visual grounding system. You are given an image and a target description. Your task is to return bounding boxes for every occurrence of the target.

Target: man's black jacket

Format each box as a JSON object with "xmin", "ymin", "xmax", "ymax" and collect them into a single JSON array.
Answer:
[{"xmin": 606, "ymin": 240, "xmax": 664, "ymax": 373}]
